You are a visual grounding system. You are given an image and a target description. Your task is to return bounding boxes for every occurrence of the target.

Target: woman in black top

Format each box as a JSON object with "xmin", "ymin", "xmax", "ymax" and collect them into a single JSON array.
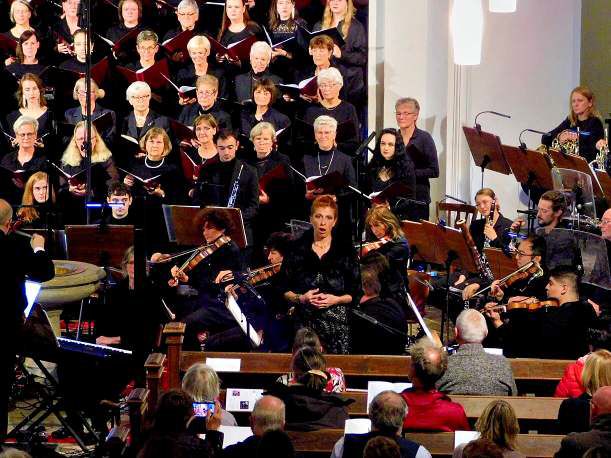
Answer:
[
  {"xmin": 542, "ymin": 86, "xmax": 606, "ymax": 163},
  {"xmin": 240, "ymin": 78, "xmax": 290, "ymax": 137},
  {"xmin": 469, "ymin": 188, "xmax": 513, "ymax": 254},
  {"xmin": 122, "ymin": 81, "xmax": 170, "ymax": 141},
  {"xmin": 2, "ymin": 0, "xmax": 37, "ymax": 60},
  {"xmin": 6, "ymin": 31, "xmax": 45, "ymax": 80},
  {"xmin": 15, "ymin": 171, "xmax": 56, "ymax": 230},
  {"xmin": 267, "ymin": 0, "xmax": 308, "ymax": 80},
  {"xmin": 176, "ymin": 35, "xmax": 228, "ymax": 100},
  {"xmin": 282, "ymin": 195, "xmax": 359, "ymax": 354},
  {"xmin": 217, "ymin": 0, "xmax": 262, "ymax": 51},
  {"xmin": 6, "ymin": 73, "xmax": 52, "ymax": 144},
  {"xmin": 366, "ymin": 128, "xmax": 416, "ymax": 219},
  {"xmin": 105, "ymin": 0, "xmax": 143, "ymax": 44},
  {"xmin": 53, "ymin": 0, "xmax": 81, "ymax": 56}
]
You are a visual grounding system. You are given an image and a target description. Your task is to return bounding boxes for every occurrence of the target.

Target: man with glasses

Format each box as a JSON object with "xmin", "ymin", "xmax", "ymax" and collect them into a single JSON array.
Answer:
[
  {"xmin": 178, "ymin": 74, "xmax": 232, "ymax": 129},
  {"xmin": 395, "ymin": 97, "xmax": 438, "ymax": 221}
]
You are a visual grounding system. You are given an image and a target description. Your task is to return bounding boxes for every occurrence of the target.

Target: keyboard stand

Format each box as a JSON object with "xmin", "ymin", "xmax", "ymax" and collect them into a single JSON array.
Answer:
[{"xmin": 8, "ymin": 358, "xmax": 100, "ymax": 452}]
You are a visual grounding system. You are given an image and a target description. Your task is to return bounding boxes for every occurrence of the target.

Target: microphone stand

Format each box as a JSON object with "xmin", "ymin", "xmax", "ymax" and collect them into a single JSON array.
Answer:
[
  {"xmin": 352, "ymin": 131, "xmax": 376, "ymax": 253},
  {"xmin": 79, "ymin": 0, "xmax": 93, "ymax": 225}
]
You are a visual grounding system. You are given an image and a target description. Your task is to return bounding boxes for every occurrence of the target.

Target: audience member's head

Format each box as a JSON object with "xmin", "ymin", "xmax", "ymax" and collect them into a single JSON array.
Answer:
[
  {"xmin": 363, "ymin": 436, "xmax": 401, "ymax": 458},
  {"xmin": 0, "ymin": 199, "xmax": 13, "ymax": 232},
  {"xmin": 292, "ymin": 327, "xmax": 322, "ymax": 353},
  {"xmin": 369, "ymin": 391, "xmax": 407, "ymax": 436},
  {"xmin": 462, "ymin": 438, "xmax": 504, "ymax": 458},
  {"xmin": 0, "ymin": 449, "xmax": 32, "ymax": 458},
  {"xmin": 587, "ymin": 319, "xmax": 611, "ymax": 352},
  {"xmin": 291, "ymin": 346, "xmax": 328, "ymax": 393},
  {"xmin": 256, "ymin": 430, "xmax": 294, "ymax": 458},
  {"xmin": 582, "ymin": 349, "xmax": 611, "ymax": 396},
  {"xmin": 590, "ymin": 386, "xmax": 611, "ymax": 423},
  {"xmin": 181, "ymin": 363, "xmax": 221, "ymax": 402},
  {"xmin": 455, "ymin": 309, "xmax": 488, "ymax": 345},
  {"xmin": 151, "ymin": 389, "xmax": 193, "ymax": 433},
  {"xmin": 475, "ymin": 400, "xmax": 520, "ymax": 452},
  {"xmin": 408, "ymin": 337, "xmax": 447, "ymax": 390},
  {"xmin": 250, "ymin": 395, "xmax": 285, "ymax": 436}
]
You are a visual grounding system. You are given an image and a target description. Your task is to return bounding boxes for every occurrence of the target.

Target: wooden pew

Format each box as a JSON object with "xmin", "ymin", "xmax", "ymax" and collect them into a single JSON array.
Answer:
[
  {"xmin": 287, "ymin": 430, "xmax": 563, "ymax": 457},
  {"xmin": 105, "ymin": 387, "xmax": 149, "ymax": 457}
]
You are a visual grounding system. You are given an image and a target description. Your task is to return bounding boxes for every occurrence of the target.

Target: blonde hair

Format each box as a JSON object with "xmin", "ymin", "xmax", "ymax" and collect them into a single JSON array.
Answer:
[
  {"xmin": 475, "ymin": 400, "xmax": 520, "ymax": 451},
  {"xmin": 61, "ymin": 122, "xmax": 112, "ymax": 167},
  {"xmin": 18, "ymin": 172, "xmax": 54, "ymax": 223},
  {"xmin": 582, "ymin": 349, "xmax": 611, "ymax": 396},
  {"xmin": 365, "ymin": 206, "xmax": 405, "ymax": 240},
  {"xmin": 568, "ymin": 86, "xmax": 602, "ymax": 126},
  {"xmin": 187, "ymin": 35, "xmax": 211, "ymax": 54},
  {"xmin": 9, "ymin": 0, "xmax": 32, "ymax": 24},
  {"xmin": 182, "ymin": 363, "xmax": 221, "ymax": 401},
  {"xmin": 250, "ymin": 121, "xmax": 275, "ymax": 141},
  {"xmin": 73, "ymin": 78, "xmax": 105, "ymax": 100},
  {"xmin": 322, "ymin": 0, "xmax": 355, "ymax": 39},
  {"xmin": 121, "ymin": 246, "xmax": 134, "ymax": 278},
  {"xmin": 139, "ymin": 127, "xmax": 172, "ymax": 157}
]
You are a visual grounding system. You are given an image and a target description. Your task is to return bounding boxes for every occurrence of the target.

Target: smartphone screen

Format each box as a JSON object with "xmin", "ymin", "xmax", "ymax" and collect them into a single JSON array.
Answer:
[{"xmin": 193, "ymin": 401, "xmax": 215, "ymax": 417}]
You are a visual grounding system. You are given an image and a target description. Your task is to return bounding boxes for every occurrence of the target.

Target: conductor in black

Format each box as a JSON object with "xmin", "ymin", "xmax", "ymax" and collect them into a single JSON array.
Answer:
[{"xmin": 0, "ymin": 198, "xmax": 55, "ymax": 441}]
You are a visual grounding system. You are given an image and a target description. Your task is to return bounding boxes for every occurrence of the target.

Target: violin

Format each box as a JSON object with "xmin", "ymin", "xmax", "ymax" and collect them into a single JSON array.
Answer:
[
  {"xmin": 472, "ymin": 261, "xmax": 543, "ymax": 298},
  {"xmin": 169, "ymin": 235, "xmax": 231, "ymax": 287},
  {"xmin": 357, "ymin": 236, "xmax": 391, "ymax": 257},
  {"xmin": 226, "ymin": 262, "xmax": 282, "ymax": 296},
  {"xmin": 485, "ymin": 298, "xmax": 559, "ymax": 314}
]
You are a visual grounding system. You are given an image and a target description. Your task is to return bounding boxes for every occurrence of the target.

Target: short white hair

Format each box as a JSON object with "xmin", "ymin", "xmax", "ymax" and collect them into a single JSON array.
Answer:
[
  {"xmin": 187, "ymin": 34, "xmax": 211, "ymax": 53},
  {"xmin": 13, "ymin": 115, "xmax": 38, "ymax": 134},
  {"xmin": 313, "ymin": 115, "xmax": 337, "ymax": 132},
  {"xmin": 250, "ymin": 41, "xmax": 272, "ymax": 60},
  {"xmin": 126, "ymin": 81, "xmax": 151, "ymax": 100},
  {"xmin": 317, "ymin": 67, "xmax": 343, "ymax": 88},
  {"xmin": 177, "ymin": 0, "xmax": 198, "ymax": 13},
  {"xmin": 456, "ymin": 309, "xmax": 488, "ymax": 344}
]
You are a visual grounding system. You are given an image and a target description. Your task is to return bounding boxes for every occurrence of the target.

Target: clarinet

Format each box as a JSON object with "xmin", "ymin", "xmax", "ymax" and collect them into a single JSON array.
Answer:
[
  {"xmin": 456, "ymin": 219, "xmax": 495, "ymax": 283},
  {"xmin": 483, "ymin": 200, "xmax": 495, "ymax": 250},
  {"xmin": 227, "ymin": 164, "xmax": 244, "ymax": 208}
]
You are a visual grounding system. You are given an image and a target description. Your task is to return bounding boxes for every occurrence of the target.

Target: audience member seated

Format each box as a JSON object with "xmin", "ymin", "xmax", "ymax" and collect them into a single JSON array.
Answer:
[
  {"xmin": 363, "ymin": 436, "xmax": 401, "ymax": 458},
  {"xmin": 138, "ymin": 389, "xmax": 223, "ymax": 458},
  {"xmin": 555, "ymin": 319, "xmax": 611, "ymax": 398},
  {"xmin": 554, "ymin": 386, "xmax": 611, "ymax": 457},
  {"xmin": 437, "ymin": 310, "xmax": 517, "ymax": 396},
  {"xmin": 331, "ymin": 391, "xmax": 431, "ymax": 458},
  {"xmin": 265, "ymin": 346, "xmax": 351, "ymax": 431},
  {"xmin": 255, "ymin": 430, "xmax": 295, "ymax": 458},
  {"xmin": 558, "ymin": 349, "xmax": 611, "ymax": 434},
  {"xmin": 276, "ymin": 327, "xmax": 346, "ymax": 393},
  {"xmin": 453, "ymin": 400, "xmax": 524, "ymax": 458},
  {"xmin": 462, "ymin": 439, "xmax": 504, "ymax": 458},
  {"xmin": 223, "ymin": 395, "xmax": 285, "ymax": 458},
  {"xmin": 401, "ymin": 338, "xmax": 470, "ymax": 432},
  {"xmin": 181, "ymin": 363, "xmax": 238, "ymax": 427}
]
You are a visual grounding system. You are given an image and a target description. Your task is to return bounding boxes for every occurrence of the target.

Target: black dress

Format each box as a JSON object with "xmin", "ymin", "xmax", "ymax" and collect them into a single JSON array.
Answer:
[
  {"xmin": 281, "ymin": 229, "xmax": 359, "ymax": 354},
  {"xmin": 542, "ymin": 116, "xmax": 604, "ymax": 163}
]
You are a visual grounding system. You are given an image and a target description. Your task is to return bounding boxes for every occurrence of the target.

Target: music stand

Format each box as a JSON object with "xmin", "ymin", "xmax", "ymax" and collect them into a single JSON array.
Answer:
[
  {"xmin": 162, "ymin": 205, "xmax": 247, "ymax": 249},
  {"xmin": 484, "ymin": 247, "xmax": 518, "ymax": 279},
  {"xmin": 401, "ymin": 220, "xmax": 440, "ymax": 266},
  {"xmin": 64, "ymin": 225, "xmax": 135, "ymax": 269},
  {"xmin": 547, "ymin": 149, "xmax": 605, "ymax": 198},
  {"xmin": 463, "ymin": 126, "xmax": 511, "ymax": 187},
  {"xmin": 503, "ymin": 144, "xmax": 555, "ymax": 233},
  {"xmin": 595, "ymin": 170, "xmax": 611, "ymax": 206}
]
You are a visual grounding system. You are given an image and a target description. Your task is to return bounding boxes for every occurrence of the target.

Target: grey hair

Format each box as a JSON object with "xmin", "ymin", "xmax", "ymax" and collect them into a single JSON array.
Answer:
[
  {"xmin": 181, "ymin": 363, "xmax": 220, "ymax": 402},
  {"xmin": 409, "ymin": 337, "xmax": 447, "ymax": 388},
  {"xmin": 369, "ymin": 391, "xmax": 407, "ymax": 434},
  {"xmin": 313, "ymin": 115, "xmax": 338, "ymax": 132},
  {"xmin": 252, "ymin": 396, "xmax": 286, "ymax": 433},
  {"xmin": 250, "ymin": 41, "xmax": 272, "ymax": 60},
  {"xmin": 317, "ymin": 67, "xmax": 343, "ymax": 88},
  {"xmin": 126, "ymin": 81, "xmax": 151, "ymax": 101},
  {"xmin": 187, "ymin": 35, "xmax": 211, "ymax": 53},
  {"xmin": 395, "ymin": 97, "xmax": 420, "ymax": 112},
  {"xmin": 250, "ymin": 121, "xmax": 276, "ymax": 141},
  {"xmin": 13, "ymin": 115, "xmax": 38, "ymax": 134},
  {"xmin": 177, "ymin": 0, "xmax": 198, "ymax": 13},
  {"xmin": 456, "ymin": 309, "xmax": 488, "ymax": 343}
]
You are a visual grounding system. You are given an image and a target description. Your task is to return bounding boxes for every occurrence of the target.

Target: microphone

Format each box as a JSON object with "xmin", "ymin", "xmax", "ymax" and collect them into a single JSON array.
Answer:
[
  {"xmin": 474, "ymin": 110, "xmax": 511, "ymax": 133},
  {"xmin": 519, "ymin": 128, "xmax": 547, "ymax": 149},
  {"xmin": 353, "ymin": 131, "xmax": 376, "ymax": 159},
  {"xmin": 442, "ymin": 194, "xmax": 468, "ymax": 205}
]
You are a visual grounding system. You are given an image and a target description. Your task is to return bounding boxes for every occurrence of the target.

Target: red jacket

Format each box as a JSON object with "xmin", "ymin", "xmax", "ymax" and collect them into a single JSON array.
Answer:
[
  {"xmin": 401, "ymin": 389, "xmax": 470, "ymax": 432},
  {"xmin": 554, "ymin": 354, "xmax": 588, "ymax": 398}
]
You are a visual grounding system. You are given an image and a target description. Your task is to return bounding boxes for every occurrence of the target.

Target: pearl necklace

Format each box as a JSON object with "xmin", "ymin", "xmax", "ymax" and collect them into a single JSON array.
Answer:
[{"xmin": 145, "ymin": 157, "xmax": 164, "ymax": 169}]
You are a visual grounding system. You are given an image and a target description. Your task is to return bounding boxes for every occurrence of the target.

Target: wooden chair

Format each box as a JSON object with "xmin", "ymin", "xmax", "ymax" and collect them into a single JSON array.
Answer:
[{"xmin": 436, "ymin": 202, "xmax": 478, "ymax": 227}]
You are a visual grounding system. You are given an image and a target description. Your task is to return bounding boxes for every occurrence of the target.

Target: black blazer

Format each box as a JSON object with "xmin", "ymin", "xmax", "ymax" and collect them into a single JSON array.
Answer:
[{"xmin": 121, "ymin": 110, "xmax": 170, "ymax": 140}]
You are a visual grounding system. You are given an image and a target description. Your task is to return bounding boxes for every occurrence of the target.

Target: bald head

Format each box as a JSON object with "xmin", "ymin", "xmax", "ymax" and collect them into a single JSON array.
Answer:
[
  {"xmin": 409, "ymin": 337, "xmax": 448, "ymax": 389},
  {"xmin": 601, "ymin": 208, "xmax": 611, "ymax": 241},
  {"xmin": 251, "ymin": 395, "xmax": 285, "ymax": 436},
  {"xmin": 0, "ymin": 199, "xmax": 13, "ymax": 232},
  {"xmin": 591, "ymin": 386, "xmax": 611, "ymax": 420},
  {"xmin": 455, "ymin": 309, "xmax": 488, "ymax": 344}
]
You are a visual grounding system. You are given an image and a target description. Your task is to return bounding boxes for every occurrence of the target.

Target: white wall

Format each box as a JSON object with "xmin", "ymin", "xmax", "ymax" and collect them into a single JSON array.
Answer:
[{"xmin": 373, "ymin": 0, "xmax": 582, "ymax": 220}]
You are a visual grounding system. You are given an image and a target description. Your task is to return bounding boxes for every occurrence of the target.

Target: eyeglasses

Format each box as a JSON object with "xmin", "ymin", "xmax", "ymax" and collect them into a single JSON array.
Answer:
[
  {"xmin": 601, "ymin": 219, "xmax": 611, "ymax": 226},
  {"xmin": 319, "ymin": 83, "xmax": 339, "ymax": 89},
  {"xmin": 177, "ymin": 11, "xmax": 196, "ymax": 16},
  {"xmin": 515, "ymin": 249, "xmax": 534, "ymax": 258},
  {"xmin": 131, "ymin": 94, "xmax": 150, "ymax": 101},
  {"xmin": 138, "ymin": 46, "xmax": 158, "ymax": 52},
  {"xmin": 396, "ymin": 111, "xmax": 417, "ymax": 117},
  {"xmin": 197, "ymin": 89, "xmax": 216, "ymax": 97}
]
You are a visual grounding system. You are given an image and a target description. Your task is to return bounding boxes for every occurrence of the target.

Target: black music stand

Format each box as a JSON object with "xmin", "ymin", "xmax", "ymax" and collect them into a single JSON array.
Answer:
[
  {"xmin": 463, "ymin": 126, "xmax": 511, "ymax": 188},
  {"xmin": 503, "ymin": 144, "xmax": 555, "ymax": 234}
]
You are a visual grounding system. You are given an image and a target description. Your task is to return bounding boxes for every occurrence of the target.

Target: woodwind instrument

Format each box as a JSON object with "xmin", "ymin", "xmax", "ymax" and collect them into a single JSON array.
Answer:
[{"xmin": 455, "ymin": 219, "xmax": 494, "ymax": 282}]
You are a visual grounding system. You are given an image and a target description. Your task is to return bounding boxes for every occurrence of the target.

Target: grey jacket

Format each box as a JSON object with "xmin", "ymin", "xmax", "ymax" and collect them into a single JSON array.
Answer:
[{"xmin": 436, "ymin": 343, "xmax": 518, "ymax": 396}]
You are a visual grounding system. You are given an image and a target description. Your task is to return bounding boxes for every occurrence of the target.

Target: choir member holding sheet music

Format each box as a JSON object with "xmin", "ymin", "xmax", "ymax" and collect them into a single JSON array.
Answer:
[
  {"xmin": 161, "ymin": 0, "xmax": 199, "ymax": 43},
  {"xmin": 233, "ymin": 41, "xmax": 282, "ymax": 103},
  {"xmin": 122, "ymin": 81, "xmax": 170, "ymax": 141},
  {"xmin": 58, "ymin": 122, "xmax": 119, "ymax": 223},
  {"xmin": 183, "ymin": 113, "xmax": 219, "ymax": 198},
  {"xmin": 239, "ymin": 78, "xmax": 290, "ymax": 136},
  {"xmin": 64, "ymin": 78, "xmax": 117, "ymax": 148},
  {"xmin": 0, "ymin": 116, "xmax": 46, "ymax": 205},
  {"xmin": 3, "ymin": 0, "xmax": 36, "ymax": 45},
  {"xmin": 105, "ymin": 0, "xmax": 144, "ymax": 44},
  {"xmin": 267, "ymin": 0, "xmax": 308, "ymax": 80},
  {"xmin": 282, "ymin": 195, "xmax": 359, "ymax": 354},
  {"xmin": 53, "ymin": 0, "xmax": 81, "ymax": 55},
  {"xmin": 217, "ymin": 0, "xmax": 263, "ymax": 53},
  {"xmin": 178, "ymin": 75, "xmax": 232, "ymax": 128},
  {"xmin": 175, "ymin": 35, "xmax": 228, "ymax": 101}
]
